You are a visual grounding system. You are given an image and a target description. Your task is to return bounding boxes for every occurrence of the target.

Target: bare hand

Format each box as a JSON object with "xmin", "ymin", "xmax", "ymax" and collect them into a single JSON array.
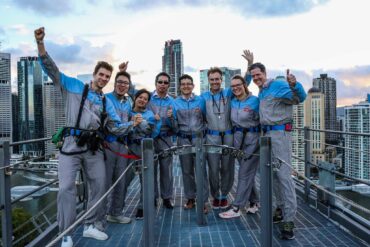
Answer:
[
  {"xmin": 34, "ymin": 27, "xmax": 45, "ymax": 41},
  {"xmin": 286, "ymin": 69, "xmax": 297, "ymax": 87},
  {"xmin": 154, "ymin": 113, "xmax": 161, "ymax": 121},
  {"xmin": 119, "ymin": 61, "xmax": 129, "ymax": 72},
  {"xmin": 133, "ymin": 114, "xmax": 143, "ymax": 127},
  {"xmin": 167, "ymin": 107, "xmax": 173, "ymax": 118},
  {"xmin": 242, "ymin": 49, "xmax": 254, "ymax": 66}
]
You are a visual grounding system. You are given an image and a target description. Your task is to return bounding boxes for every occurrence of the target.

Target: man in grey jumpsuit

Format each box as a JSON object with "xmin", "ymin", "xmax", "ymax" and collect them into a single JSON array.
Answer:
[
  {"xmin": 247, "ymin": 62, "xmax": 306, "ymax": 240},
  {"xmin": 170, "ymin": 74, "xmax": 209, "ymax": 212},
  {"xmin": 35, "ymin": 27, "xmax": 141, "ymax": 247},
  {"xmin": 147, "ymin": 72, "xmax": 175, "ymax": 208}
]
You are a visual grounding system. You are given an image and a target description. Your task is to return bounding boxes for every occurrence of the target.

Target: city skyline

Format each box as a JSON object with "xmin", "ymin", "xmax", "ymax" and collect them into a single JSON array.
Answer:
[{"xmin": 1, "ymin": 0, "xmax": 370, "ymax": 106}]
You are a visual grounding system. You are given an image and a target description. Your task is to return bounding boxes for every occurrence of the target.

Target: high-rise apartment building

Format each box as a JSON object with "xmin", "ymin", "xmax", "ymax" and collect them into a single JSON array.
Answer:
[
  {"xmin": 43, "ymin": 82, "xmax": 65, "ymax": 156},
  {"xmin": 199, "ymin": 67, "xmax": 241, "ymax": 94},
  {"xmin": 313, "ymin": 74, "xmax": 337, "ymax": 144},
  {"xmin": 17, "ymin": 56, "xmax": 47, "ymax": 154},
  {"xmin": 162, "ymin": 40, "xmax": 183, "ymax": 97},
  {"xmin": 344, "ymin": 100, "xmax": 370, "ymax": 180},
  {"xmin": 0, "ymin": 52, "xmax": 12, "ymax": 146}
]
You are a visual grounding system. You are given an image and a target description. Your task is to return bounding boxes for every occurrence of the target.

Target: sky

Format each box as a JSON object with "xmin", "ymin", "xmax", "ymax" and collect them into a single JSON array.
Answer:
[{"xmin": 1, "ymin": 0, "xmax": 370, "ymax": 106}]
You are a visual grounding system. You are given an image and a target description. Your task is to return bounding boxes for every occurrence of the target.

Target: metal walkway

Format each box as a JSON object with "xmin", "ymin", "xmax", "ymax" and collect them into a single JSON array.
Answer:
[{"xmin": 66, "ymin": 159, "xmax": 367, "ymax": 247}]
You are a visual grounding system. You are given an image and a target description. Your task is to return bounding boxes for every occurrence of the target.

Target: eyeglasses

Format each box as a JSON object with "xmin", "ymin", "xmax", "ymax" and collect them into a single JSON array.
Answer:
[
  {"xmin": 209, "ymin": 78, "xmax": 221, "ymax": 82},
  {"xmin": 180, "ymin": 83, "xmax": 193, "ymax": 87},
  {"xmin": 231, "ymin": 83, "xmax": 244, "ymax": 88},
  {"xmin": 157, "ymin": 80, "xmax": 170, "ymax": 85},
  {"xmin": 116, "ymin": 80, "xmax": 130, "ymax": 85}
]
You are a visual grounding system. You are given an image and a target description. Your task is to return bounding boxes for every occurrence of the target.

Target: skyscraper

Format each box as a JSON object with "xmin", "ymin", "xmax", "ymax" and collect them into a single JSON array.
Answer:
[
  {"xmin": 162, "ymin": 40, "xmax": 183, "ymax": 97},
  {"xmin": 17, "ymin": 56, "xmax": 47, "ymax": 155},
  {"xmin": 0, "ymin": 52, "xmax": 12, "ymax": 146},
  {"xmin": 43, "ymin": 82, "xmax": 65, "ymax": 156},
  {"xmin": 312, "ymin": 74, "xmax": 337, "ymax": 144},
  {"xmin": 304, "ymin": 87, "xmax": 326, "ymax": 165},
  {"xmin": 344, "ymin": 100, "xmax": 370, "ymax": 180},
  {"xmin": 199, "ymin": 67, "xmax": 241, "ymax": 94}
]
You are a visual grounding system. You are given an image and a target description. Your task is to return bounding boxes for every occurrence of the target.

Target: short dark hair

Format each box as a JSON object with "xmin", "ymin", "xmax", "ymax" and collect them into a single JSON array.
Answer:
[
  {"xmin": 179, "ymin": 74, "xmax": 193, "ymax": 85},
  {"xmin": 207, "ymin": 67, "xmax": 223, "ymax": 77},
  {"xmin": 231, "ymin": 74, "xmax": 249, "ymax": 94},
  {"xmin": 248, "ymin": 62, "xmax": 266, "ymax": 74},
  {"xmin": 115, "ymin": 71, "xmax": 131, "ymax": 83},
  {"xmin": 155, "ymin": 72, "xmax": 171, "ymax": 84},
  {"xmin": 93, "ymin": 61, "xmax": 113, "ymax": 75},
  {"xmin": 133, "ymin": 89, "xmax": 151, "ymax": 109}
]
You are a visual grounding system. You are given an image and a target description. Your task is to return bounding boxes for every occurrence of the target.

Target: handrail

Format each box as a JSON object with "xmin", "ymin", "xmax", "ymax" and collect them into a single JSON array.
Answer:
[
  {"xmin": 0, "ymin": 137, "xmax": 52, "ymax": 148},
  {"xmin": 294, "ymin": 127, "xmax": 370, "ymax": 137}
]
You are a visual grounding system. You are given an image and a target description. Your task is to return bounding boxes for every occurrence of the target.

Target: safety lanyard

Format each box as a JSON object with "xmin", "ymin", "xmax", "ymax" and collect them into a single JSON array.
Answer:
[{"xmin": 212, "ymin": 91, "xmax": 225, "ymax": 119}]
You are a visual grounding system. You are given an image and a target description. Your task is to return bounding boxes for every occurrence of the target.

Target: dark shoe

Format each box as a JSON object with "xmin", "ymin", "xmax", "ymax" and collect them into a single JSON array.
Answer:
[
  {"xmin": 212, "ymin": 199, "xmax": 220, "ymax": 209},
  {"xmin": 135, "ymin": 209, "xmax": 143, "ymax": 220},
  {"xmin": 220, "ymin": 199, "xmax": 229, "ymax": 209},
  {"xmin": 184, "ymin": 199, "xmax": 195, "ymax": 209},
  {"xmin": 273, "ymin": 208, "xmax": 283, "ymax": 224},
  {"xmin": 163, "ymin": 199, "xmax": 173, "ymax": 209},
  {"xmin": 203, "ymin": 205, "xmax": 209, "ymax": 214},
  {"xmin": 280, "ymin": 221, "xmax": 295, "ymax": 240}
]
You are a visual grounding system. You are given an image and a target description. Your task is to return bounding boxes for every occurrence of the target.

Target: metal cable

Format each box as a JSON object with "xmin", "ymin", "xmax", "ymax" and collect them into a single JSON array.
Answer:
[
  {"xmin": 45, "ymin": 160, "xmax": 137, "ymax": 247},
  {"xmin": 276, "ymin": 156, "xmax": 370, "ymax": 215},
  {"xmin": 0, "ymin": 155, "xmax": 46, "ymax": 170},
  {"xmin": 303, "ymin": 139, "xmax": 370, "ymax": 156},
  {"xmin": 291, "ymin": 154, "xmax": 370, "ymax": 186}
]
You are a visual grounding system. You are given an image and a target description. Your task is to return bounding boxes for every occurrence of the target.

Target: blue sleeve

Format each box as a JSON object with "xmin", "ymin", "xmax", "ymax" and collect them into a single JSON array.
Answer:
[
  {"xmin": 106, "ymin": 97, "xmax": 133, "ymax": 129},
  {"xmin": 245, "ymin": 74, "xmax": 252, "ymax": 87},
  {"xmin": 148, "ymin": 114, "xmax": 161, "ymax": 138},
  {"xmin": 59, "ymin": 73, "xmax": 85, "ymax": 94},
  {"xmin": 293, "ymin": 82, "xmax": 307, "ymax": 103},
  {"xmin": 199, "ymin": 97, "xmax": 206, "ymax": 116},
  {"xmin": 224, "ymin": 88, "xmax": 233, "ymax": 98}
]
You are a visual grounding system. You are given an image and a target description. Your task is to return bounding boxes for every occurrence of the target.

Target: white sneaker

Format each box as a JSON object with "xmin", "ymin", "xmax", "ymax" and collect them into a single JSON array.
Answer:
[
  {"xmin": 219, "ymin": 208, "xmax": 240, "ymax": 219},
  {"xmin": 61, "ymin": 236, "xmax": 73, "ymax": 247},
  {"xmin": 107, "ymin": 215, "xmax": 132, "ymax": 224},
  {"xmin": 246, "ymin": 204, "xmax": 259, "ymax": 214},
  {"xmin": 83, "ymin": 225, "xmax": 108, "ymax": 240}
]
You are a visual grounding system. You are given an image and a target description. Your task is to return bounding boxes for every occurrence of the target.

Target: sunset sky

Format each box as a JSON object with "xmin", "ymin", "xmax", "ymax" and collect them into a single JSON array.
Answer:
[{"xmin": 1, "ymin": 0, "xmax": 370, "ymax": 106}]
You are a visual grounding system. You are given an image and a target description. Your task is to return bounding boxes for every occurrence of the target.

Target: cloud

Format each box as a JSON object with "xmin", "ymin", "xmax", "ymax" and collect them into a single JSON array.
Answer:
[
  {"xmin": 13, "ymin": 0, "xmax": 74, "ymax": 16},
  {"xmin": 184, "ymin": 65, "xmax": 197, "ymax": 73},
  {"xmin": 8, "ymin": 24, "xmax": 31, "ymax": 35},
  {"xmin": 0, "ymin": 27, "xmax": 5, "ymax": 36},
  {"xmin": 114, "ymin": 0, "xmax": 328, "ymax": 17}
]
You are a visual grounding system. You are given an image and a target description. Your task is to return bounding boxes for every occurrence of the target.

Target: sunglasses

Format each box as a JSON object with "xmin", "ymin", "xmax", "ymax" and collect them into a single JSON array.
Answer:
[{"xmin": 157, "ymin": 80, "xmax": 170, "ymax": 85}]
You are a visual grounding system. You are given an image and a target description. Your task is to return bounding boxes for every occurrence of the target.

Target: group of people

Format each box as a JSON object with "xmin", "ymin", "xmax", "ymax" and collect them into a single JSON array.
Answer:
[{"xmin": 34, "ymin": 27, "xmax": 306, "ymax": 247}]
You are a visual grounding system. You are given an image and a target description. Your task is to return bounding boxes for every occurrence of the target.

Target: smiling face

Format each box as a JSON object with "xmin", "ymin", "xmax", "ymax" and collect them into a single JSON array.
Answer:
[
  {"xmin": 180, "ymin": 78, "xmax": 194, "ymax": 97},
  {"xmin": 92, "ymin": 68, "xmax": 112, "ymax": 91},
  {"xmin": 231, "ymin": 78, "xmax": 246, "ymax": 98},
  {"xmin": 250, "ymin": 67, "xmax": 267, "ymax": 88},
  {"xmin": 115, "ymin": 75, "xmax": 130, "ymax": 96},
  {"xmin": 135, "ymin": 92, "xmax": 150, "ymax": 109},
  {"xmin": 208, "ymin": 72, "xmax": 222, "ymax": 93}
]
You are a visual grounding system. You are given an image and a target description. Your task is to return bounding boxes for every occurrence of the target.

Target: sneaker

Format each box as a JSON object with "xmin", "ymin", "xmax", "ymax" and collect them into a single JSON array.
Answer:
[
  {"xmin": 246, "ymin": 203, "xmax": 259, "ymax": 214},
  {"xmin": 163, "ymin": 199, "xmax": 174, "ymax": 209},
  {"xmin": 212, "ymin": 199, "xmax": 220, "ymax": 209},
  {"xmin": 280, "ymin": 221, "xmax": 295, "ymax": 240},
  {"xmin": 219, "ymin": 206, "xmax": 240, "ymax": 219},
  {"xmin": 184, "ymin": 199, "xmax": 195, "ymax": 209},
  {"xmin": 220, "ymin": 199, "xmax": 229, "ymax": 209},
  {"xmin": 135, "ymin": 209, "xmax": 143, "ymax": 220},
  {"xmin": 273, "ymin": 208, "xmax": 283, "ymax": 224},
  {"xmin": 61, "ymin": 236, "xmax": 73, "ymax": 247},
  {"xmin": 83, "ymin": 225, "xmax": 108, "ymax": 240},
  {"xmin": 107, "ymin": 215, "xmax": 131, "ymax": 224}
]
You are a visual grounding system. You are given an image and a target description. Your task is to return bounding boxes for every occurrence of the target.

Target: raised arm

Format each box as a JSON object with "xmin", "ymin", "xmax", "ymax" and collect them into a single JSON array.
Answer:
[{"xmin": 242, "ymin": 49, "xmax": 254, "ymax": 86}]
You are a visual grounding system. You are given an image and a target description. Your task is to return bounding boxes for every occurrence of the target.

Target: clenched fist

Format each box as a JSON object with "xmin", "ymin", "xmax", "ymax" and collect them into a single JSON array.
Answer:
[{"xmin": 34, "ymin": 27, "xmax": 45, "ymax": 42}]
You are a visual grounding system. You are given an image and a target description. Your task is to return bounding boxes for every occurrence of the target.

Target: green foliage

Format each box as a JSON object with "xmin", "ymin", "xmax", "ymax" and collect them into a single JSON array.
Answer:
[{"xmin": 0, "ymin": 207, "xmax": 38, "ymax": 247}]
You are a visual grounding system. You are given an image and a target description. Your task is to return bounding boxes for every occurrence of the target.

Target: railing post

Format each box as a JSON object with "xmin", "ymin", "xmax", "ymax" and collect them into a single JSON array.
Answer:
[
  {"xmin": 195, "ymin": 132, "xmax": 207, "ymax": 225},
  {"xmin": 260, "ymin": 137, "xmax": 272, "ymax": 247},
  {"xmin": 318, "ymin": 161, "xmax": 336, "ymax": 206},
  {"xmin": 304, "ymin": 126, "xmax": 311, "ymax": 202},
  {"xmin": 142, "ymin": 138, "xmax": 154, "ymax": 247},
  {"xmin": 1, "ymin": 141, "xmax": 13, "ymax": 247}
]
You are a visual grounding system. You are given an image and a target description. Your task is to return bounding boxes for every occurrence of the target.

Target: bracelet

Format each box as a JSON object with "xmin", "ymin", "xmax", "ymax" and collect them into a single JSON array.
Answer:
[{"xmin": 36, "ymin": 40, "xmax": 44, "ymax": 45}]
